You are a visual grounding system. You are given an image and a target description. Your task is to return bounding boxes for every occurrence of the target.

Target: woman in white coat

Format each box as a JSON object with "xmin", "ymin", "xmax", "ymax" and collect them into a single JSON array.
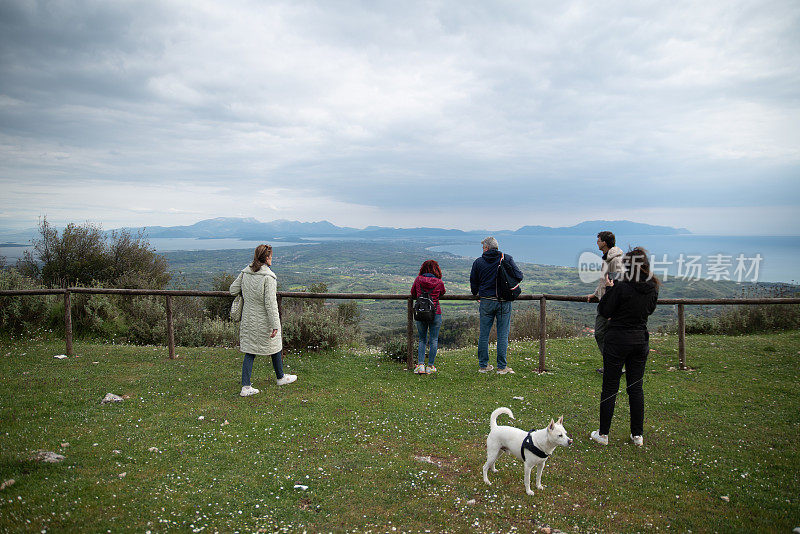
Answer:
[{"xmin": 230, "ymin": 244, "xmax": 297, "ymax": 396}]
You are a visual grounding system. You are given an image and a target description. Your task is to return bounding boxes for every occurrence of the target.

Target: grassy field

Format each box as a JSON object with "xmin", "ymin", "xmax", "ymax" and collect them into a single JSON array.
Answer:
[{"xmin": 0, "ymin": 331, "xmax": 798, "ymax": 533}]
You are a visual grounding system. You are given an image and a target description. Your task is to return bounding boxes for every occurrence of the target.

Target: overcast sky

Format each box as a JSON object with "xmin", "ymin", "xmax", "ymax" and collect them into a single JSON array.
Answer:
[{"xmin": 1, "ymin": 0, "xmax": 798, "ymax": 235}]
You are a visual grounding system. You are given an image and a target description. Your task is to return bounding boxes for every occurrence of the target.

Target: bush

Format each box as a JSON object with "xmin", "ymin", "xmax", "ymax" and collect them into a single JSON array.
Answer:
[
  {"xmin": 17, "ymin": 217, "xmax": 170, "ymax": 289},
  {"xmin": 0, "ymin": 269, "xmax": 52, "ymax": 335},
  {"xmin": 205, "ymin": 273, "xmax": 237, "ymax": 320},
  {"xmin": 382, "ymin": 337, "xmax": 409, "ymax": 362},
  {"xmin": 200, "ymin": 318, "xmax": 238, "ymax": 347},
  {"xmin": 684, "ymin": 285, "xmax": 800, "ymax": 335},
  {"xmin": 279, "ymin": 284, "xmax": 362, "ymax": 352},
  {"xmin": 281, "ymin": 305, "xmax": 358, "ymax": 352},
  {"xmin": 511, "ymin": 304, "xmax": 580, "ymax": 340},
  {"xmin": 438, "ymin": 315, "xmax": 480, "ymax": 348}
]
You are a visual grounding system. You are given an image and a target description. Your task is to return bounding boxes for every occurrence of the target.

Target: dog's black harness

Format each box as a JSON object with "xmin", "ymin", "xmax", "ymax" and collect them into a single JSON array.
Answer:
[{"xmin": 521, "ymin": 431, "xmax": 549, "ymax": 461}]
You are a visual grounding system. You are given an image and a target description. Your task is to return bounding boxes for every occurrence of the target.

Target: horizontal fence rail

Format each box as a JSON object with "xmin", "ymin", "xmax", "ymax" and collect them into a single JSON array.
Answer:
[{"xmin": 2, "ymin": 288, "xmax": 799, "ymax": 370}]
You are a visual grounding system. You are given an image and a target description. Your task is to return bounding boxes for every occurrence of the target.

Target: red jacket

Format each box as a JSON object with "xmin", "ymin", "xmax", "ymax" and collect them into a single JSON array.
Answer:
[{"xmin": 411, "ymin": 274, "xmax": 446, "ymax": 314}]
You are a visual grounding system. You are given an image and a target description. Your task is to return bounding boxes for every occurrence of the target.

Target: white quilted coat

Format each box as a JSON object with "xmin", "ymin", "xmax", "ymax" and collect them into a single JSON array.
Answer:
[{"xmin": 229, "ymin": 265, "xmax": 282, "ymax": 355}]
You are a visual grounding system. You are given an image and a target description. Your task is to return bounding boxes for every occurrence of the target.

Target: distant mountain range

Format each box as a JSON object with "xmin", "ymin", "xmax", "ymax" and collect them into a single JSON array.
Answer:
[
  {"xmin": 128, "ymin": 218, "xmax": 691, "ymax": 240},
  {"xmin": 0, "ymin": 218, "xmax": 691, "ymax": 243}
]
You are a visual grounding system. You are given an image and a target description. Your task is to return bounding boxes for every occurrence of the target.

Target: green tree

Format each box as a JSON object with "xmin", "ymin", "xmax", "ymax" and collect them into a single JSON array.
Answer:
[{"xmin": 17, "ymin": 217, "xmax": 170, "ymax": 288}]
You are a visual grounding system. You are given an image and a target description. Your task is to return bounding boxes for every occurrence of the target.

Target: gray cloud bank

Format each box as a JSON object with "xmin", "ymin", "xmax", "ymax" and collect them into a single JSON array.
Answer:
[{"xmin": 0, "ymin": 0, "xmax": 799, "ymax": 234}]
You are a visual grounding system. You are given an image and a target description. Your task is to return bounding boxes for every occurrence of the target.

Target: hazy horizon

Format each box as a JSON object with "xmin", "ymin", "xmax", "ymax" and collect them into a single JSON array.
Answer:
[{"xmin": 2, "ymin": 214, "xmax": 800, "ymax": 239}]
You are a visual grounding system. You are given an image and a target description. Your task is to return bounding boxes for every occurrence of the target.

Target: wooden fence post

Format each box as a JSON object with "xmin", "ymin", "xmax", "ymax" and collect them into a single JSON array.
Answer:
[
  {"xmin": 277, "ymin": 295, "xmax": 283, "ymax": 319},
  {"xmin": 677, "ymin": 303, "xmax": 686, "ymax": 370},
  {"xmin": 406, "ymin": 298, "xmax": 414, "ymax": 370},
  {"xmin": 538, "ymin": 296, "xmax": 546, "ymax": 373},
  {"xmin": 166, "ymin": 295, "xmax": 175, "ymax": 360},
  {"xmin": 64, "ymin": 290, "xmax": 73, "ymax": 357}
]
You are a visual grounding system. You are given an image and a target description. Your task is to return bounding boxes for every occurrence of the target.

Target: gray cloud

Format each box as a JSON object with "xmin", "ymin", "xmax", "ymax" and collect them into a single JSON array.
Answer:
[{"xmin": 0, "ymin": 0, "xmax": 798, "ymax": 233}]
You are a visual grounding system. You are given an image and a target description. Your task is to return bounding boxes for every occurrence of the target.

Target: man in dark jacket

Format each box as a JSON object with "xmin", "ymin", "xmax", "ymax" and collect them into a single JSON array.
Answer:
[{"xmin": 470, "ymin": 237, "xmax": 524, "ymax": 374}]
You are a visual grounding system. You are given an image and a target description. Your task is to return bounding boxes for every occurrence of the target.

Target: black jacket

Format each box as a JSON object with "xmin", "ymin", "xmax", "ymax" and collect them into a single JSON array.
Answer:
[
  {"xmin": 470, "ymin": 249, "xmax": 524, "ymax": 298},
  {"xmin": 598, "ymin": 279, "xmax": 658, "ymax": 344}
]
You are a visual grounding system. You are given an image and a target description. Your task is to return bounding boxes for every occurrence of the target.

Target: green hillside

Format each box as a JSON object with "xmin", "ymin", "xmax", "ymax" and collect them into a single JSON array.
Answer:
[{"xmin": 165, "ymin": 240, "xmax": 760, "ymax": 335}]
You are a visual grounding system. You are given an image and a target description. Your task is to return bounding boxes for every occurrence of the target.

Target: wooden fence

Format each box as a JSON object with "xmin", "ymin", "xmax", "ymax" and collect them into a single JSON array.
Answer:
[{"xmin": 2, "ymin": 288, "xmax": 799, "ymax": 372}]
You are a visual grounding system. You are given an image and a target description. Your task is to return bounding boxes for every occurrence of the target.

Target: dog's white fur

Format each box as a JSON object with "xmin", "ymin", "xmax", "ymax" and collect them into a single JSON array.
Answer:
[{"xmin": 482, "ymin": 407, "xmax": 573, "ymax": 495}]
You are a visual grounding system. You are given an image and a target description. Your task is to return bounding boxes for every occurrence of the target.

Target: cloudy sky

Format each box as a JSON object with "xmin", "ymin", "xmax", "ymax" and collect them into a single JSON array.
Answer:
[{"xmin": 1, "ymin": 0, "xmax": 798, "ymax": 235}]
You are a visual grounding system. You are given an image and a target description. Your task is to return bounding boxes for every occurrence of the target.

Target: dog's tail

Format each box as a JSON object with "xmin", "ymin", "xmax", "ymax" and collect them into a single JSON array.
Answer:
[{"xmin": 490, "ymin": 407, "xmax": 514, "ymax": 429}]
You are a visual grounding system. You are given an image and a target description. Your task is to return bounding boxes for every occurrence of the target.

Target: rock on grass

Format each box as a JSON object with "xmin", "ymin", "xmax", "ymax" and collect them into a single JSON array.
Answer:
[{"xmin": 33, "ymin": 451, "xmax": 65, "ymax": 463}]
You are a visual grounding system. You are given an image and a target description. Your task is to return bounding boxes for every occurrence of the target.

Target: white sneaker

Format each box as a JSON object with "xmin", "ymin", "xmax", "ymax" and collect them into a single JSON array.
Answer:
[
  {"xmin": 240, "ymin": 385, "xmax": 260, "ymax": 397},
  {"xmin": 497, "ymin": 367, "xmax": 515, "ymax": 375},
  {"xmin": 425, "ymin": 365, "xmax": 437, "ymax": 374},
  {"xmin": 478, "ymin": 365, "xmax": 494, "ymax": 373},
  {"xmin": 630, "ymin": 434, "xmax": 643, "ymax": 446},
  {"xmin": 414, "ymin": 364, "xmax": 426, "ymax": 374},
  {"xmin": 276, "ymin": 374, "xmax": 297, "ymax": 386},
  {"xmin": 590, "ymin": 430, "xmax": 608, "ymax": 445}
]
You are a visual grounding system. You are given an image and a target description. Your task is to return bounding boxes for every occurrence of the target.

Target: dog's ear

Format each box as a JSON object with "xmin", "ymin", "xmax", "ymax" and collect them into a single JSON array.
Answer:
[
  {"xmin": 548, "ymin": 418, "xmax": 555, "ymax": 430},
  {"xmin": 557, "ymin": 415, "xmax": 563, "ymax": 425}
]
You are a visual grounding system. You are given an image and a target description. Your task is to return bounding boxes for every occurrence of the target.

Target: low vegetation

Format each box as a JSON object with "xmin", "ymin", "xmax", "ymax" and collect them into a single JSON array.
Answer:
[
  {"xmin": 684, "ymin": 286, "xmax": 800, "ymax": 335},
  {"xmin": 1, "ymin": 332, "xmax": 798, "ymax": 532}
]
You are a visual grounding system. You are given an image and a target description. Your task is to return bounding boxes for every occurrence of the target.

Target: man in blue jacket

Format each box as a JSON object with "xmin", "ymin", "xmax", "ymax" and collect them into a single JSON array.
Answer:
[{"xmin": 470, "ymin": 237, "xmax": 524, "ymax": 374}]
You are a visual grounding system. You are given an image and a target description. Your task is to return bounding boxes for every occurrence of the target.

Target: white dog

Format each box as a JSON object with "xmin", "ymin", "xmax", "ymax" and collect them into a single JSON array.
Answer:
[{"xmin": 482, "ymin": 407, "xmax": 572, "ymax": 495}]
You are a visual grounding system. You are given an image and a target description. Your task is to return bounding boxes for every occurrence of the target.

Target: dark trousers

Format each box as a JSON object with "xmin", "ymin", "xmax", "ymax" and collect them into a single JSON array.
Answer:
[
  {"xmin": 594, "ymin": 313, "xmax": 609, "ymax": 353},
  {"xmin": 599, "ymin": 341, "xmax": 648, "ymax": 436},
  {"xmin": 242, "ymin": 351, "xmax": 284, "ymax": 386}
]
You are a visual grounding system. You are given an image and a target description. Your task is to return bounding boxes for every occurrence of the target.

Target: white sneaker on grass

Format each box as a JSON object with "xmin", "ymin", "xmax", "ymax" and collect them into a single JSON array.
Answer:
[
  {"xmin": 478, "ymin": 365, "xmax": 494, "ymax": 373},
  {"xmin": 497, "ymin": 367, "xmax": 515, "ymax": 375},
  {"xmin": 590, "ymin": 430, "xmax": 608, "ymax": 445},
  {"xmin": 276, "ymin": 374, "xmax": 297, "ymax": 386},
  {"xmin": 414, "ymin": 364, "xmax": 426, "ymax": 374},
  {"xmin": 425, "ymin": 365, "xmax": 437, "ymax": 374},
  {"xmin": 630, "ymin": 434, "xmax": 643, "ymax": 446},
  {"xmin": 240, "ymin": 385, "xmax": 260, "ymax": 397}
]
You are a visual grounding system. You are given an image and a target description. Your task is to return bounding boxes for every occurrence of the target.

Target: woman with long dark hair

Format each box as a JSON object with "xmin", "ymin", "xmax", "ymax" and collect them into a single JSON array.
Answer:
[
  {"xmin": 230, "ymin": 244, "xmax": 297, "ymax": 396},
  {"xmin": 411, "ymin": 259, "xmax": 446, "ymax": 374},
  {"xmin": 590, "ymin": 247, "xmax": 660, "ymax": 446}
]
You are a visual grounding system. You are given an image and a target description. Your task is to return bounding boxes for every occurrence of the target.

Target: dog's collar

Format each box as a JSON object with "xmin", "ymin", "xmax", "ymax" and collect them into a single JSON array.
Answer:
[{"xmin": 521, "ymin": 431, "xmax": 549, "ymax": 461}]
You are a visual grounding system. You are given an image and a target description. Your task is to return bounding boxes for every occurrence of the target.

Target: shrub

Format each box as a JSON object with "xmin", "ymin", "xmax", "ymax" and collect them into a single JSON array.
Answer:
[
  {"xmin": 684, "ymin": 285, "xmax": 800, "ymax": 335},
  {"xmin": 0, "ymin": 268, "xmax": 52, "ymax": 335},
  {"xmin": 337, "ymin": 300, "xmax": 361, "ymax": 326},
  {"xmin": 281, "ymin": 305, "xmax": 357, "ymax": 352},
  {"xmin": 438, "ymin": 315, "xmax": 480, "ymax": 348},
  {"xmin": 200, "ymin": 318, "xmax": 238, "ymax": 347},
  {"xmin": 121, "ymin": 296, "xmax": 167, "ymax": 345},
  {"xmin": 511, "ymin": 304, "xmax": 580, "ymax": 340},
  {"xmin": 382, "ymin": 337, "xmax": 409, "ymax": 362},
  {"xmin": 205, "ymin": 272, "xmax": 237, "ymax": 320},
  {"xmin": 17, "ymin": 217, "xmax": 170, "ymax": 289}
]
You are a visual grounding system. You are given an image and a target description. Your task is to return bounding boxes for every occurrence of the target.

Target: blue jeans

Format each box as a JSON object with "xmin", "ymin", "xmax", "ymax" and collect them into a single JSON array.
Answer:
[
  {"xmin": 416, "ymin": 313, "xmax": 443, "ymax": 366},
  {"xmin": 242, "ymin": 351, "xmax": 284, "ymax": 386},
  {"xmin": 478, "ymin": 299, "xmax": 512, "ymax": 369}
]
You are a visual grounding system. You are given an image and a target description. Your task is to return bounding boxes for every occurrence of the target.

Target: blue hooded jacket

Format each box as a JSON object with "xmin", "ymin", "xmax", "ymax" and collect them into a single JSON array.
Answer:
[{"xmin": 470, "ymin": 249, "xmax": 524, "ymax": 298}]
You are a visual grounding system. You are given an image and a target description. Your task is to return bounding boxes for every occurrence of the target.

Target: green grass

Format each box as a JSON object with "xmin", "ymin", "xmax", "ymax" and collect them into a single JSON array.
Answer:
[{"xmin": 1, "ymin": 332, "xmax": 799, "ymax": 533}]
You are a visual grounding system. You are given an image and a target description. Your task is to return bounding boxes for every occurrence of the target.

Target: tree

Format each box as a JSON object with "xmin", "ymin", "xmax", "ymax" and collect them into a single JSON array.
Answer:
[{"xmin": 17, "ymin": 217, "xmax": 170, "ymax": 288}]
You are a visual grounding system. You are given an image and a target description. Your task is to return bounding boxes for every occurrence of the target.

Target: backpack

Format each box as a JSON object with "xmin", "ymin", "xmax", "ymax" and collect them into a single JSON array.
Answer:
[
  {"xmin": 496, "ymin": 253, "xmax": 521, "ymax": 301},
  {"xmin": 413, "ymin": 290, "xmax": 436, "ymax": 322}
]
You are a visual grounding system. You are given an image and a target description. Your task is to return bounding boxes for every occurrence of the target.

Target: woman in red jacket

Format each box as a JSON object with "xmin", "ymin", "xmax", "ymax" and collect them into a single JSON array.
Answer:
[{"xmin": 411, "ymin": 260, "xmax": 446, "ymax": 374}]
